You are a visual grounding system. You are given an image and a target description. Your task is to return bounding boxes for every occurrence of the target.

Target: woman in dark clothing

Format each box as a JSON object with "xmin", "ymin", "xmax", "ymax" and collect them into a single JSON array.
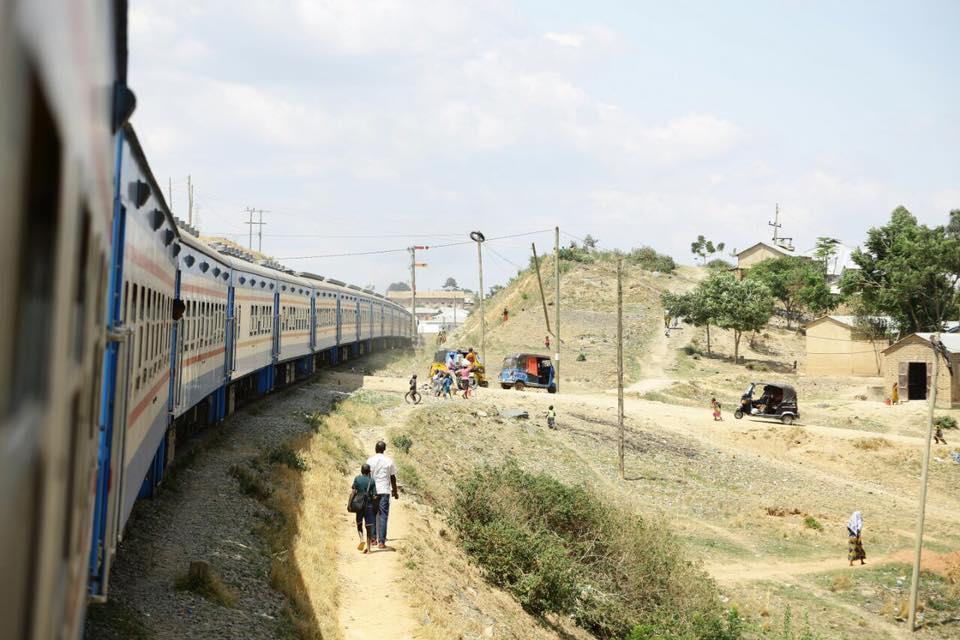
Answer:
[
  {"xmin": 847, "ymin": 511, "xmax": 866, "ymax": 566},
  {"xmin": 350, "ymin": 463, "xmax": 377, "ymax": 553}
]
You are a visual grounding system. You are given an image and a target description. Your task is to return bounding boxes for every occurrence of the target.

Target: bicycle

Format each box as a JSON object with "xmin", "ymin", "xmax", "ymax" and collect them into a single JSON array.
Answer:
[{"xmin": 404, "ymin": 389, "xmax": 422, "ymax": 405}]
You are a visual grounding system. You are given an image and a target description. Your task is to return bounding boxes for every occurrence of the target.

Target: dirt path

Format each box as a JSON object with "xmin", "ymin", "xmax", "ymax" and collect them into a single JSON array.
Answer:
[{"xmin": 336, "ymin": 418, "xmax": 419, "ymax": 640}]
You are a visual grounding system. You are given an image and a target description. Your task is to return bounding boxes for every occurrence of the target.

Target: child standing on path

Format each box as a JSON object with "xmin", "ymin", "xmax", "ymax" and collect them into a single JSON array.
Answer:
[
  {"xmin": 546, "ymin": 405, "xmax": 557, "ymax": 429},
  {"xmin": 711, "ymin": 397, "xmax": 723, "ymax": 421},
  {"xmin": 934, "ymin": 423, "xmax": 948, "ymax": 445}
]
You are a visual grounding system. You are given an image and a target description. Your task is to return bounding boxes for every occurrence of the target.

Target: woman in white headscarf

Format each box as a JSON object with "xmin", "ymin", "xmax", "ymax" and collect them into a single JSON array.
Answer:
[{"xmin": 847, "ymin": 511, "xmax": 866, "ymax": 566}]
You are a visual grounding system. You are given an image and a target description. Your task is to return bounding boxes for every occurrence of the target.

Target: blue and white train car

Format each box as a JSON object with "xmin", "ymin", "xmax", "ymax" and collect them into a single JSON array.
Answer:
[
  {"xmin": 276, "ymin": 271, "xmax": 315, "ymax": 384},
  {"xmin": 172, "ymin": 233, "xmax": 232, "ymax": 426},
  {"xmin": 89, "ymin": 123, "xmax": 180, "ymax": 599}
]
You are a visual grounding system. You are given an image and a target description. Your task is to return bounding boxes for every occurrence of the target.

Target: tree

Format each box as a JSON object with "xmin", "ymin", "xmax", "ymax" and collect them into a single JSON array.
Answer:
[
  {"xmin": 387, "ymin": 281, "xmax": 411, "ymax": 292},
  {"xmin": 583, "ymin": 234, "xmax": 599, "ymax": 250},
  {"xmin": 661, "ymin": 287, "xmax": 719, "ymax": 355},
  {"xmin": 708, "ymin": 274, "xmax": 775, "ymax": 362},
  {"xmin": 813, "ymin": 237, "xmax": 840, "ymax": 265},
  {"xmin": 842, "ymin": 206, "xmax": 960, "ymax": 332},
  {"xmin": 443, "ymin": 277, "xmax": 459, "ymax": 290},
  {"xmin": 947, "ymin": 209, "xmax": 960, "ymax": 238},
  {"xmin": 690, "ymin": 235, "xmax": 726, "ymax": 265},
  {"xmin": 746, "ymin": 257, "xmax": 837, "ymax": 327}
]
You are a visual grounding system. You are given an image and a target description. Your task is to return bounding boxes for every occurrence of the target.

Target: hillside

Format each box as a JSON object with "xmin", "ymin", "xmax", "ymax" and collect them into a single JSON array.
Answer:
[{"xmin": 453, "ymin": 253, "xmax": 701, "ymax": 390}]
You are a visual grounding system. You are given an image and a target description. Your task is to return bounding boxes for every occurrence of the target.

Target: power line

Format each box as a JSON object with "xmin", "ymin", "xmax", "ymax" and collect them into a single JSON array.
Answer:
[
  {"xmin": 486, "ymin": 245, "xmax": 525, "ymax": 271},
  {"xmin": 277, "ymin": 228, "xmax": 553, "ymax": 261}
]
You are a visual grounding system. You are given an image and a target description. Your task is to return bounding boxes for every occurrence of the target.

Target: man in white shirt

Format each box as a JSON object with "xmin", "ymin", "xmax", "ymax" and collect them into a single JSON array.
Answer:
[{"xmin": 366, "ymin": 440, "xmax": 399, "ymax": 549}]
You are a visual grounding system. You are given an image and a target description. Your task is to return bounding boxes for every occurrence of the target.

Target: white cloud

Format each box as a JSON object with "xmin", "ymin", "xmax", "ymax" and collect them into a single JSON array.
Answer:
[{"xmin": 544, "ymin": 32, "xmax": 583, "ymax": 48}]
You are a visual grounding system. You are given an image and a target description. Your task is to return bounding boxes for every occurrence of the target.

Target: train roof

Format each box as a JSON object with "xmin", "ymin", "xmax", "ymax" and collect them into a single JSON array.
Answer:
[{"xmin": 122, "ymin": 123, "xmax": 179, "ymax": 242}]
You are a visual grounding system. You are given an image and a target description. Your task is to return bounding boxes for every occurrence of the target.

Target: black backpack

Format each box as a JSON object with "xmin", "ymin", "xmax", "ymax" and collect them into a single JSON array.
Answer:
[{"xmin": 348, "ymin": 478, "xmax": 374, "ymax": 513}]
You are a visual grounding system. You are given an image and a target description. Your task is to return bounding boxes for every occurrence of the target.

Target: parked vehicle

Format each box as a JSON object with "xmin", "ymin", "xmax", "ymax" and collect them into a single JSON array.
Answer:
[
  {"xmin": 499, "ymin": 353, "xmax": 556, "ymax": 392},
  {"xmin": 734, "ymin": 381, "xmax": 799, "ymax": 424}
]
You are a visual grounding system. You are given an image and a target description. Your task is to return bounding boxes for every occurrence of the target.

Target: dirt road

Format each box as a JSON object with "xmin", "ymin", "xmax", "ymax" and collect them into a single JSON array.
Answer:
[{"xmin": 336, "ymin": 418, "xmax": 419, "ymax": 639}]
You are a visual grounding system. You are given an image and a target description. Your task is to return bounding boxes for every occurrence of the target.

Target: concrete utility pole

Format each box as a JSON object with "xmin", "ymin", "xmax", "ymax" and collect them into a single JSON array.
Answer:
[
  {"xmin": 408, "ymin": 245, "xmax": 428, "ymax": 344},
  {"xmin": 187, "ymin": 174, "xmax": 194, "ymax": 226},
  {"xmin": 617, "ymin": 257, "xmax": 625, "ymax": 479},
  {"xmin": 908, "ymin": 332, "xmax": 942, "ymax": 631},
  {"xmin": 470, "ymin": 232, "xmax": 487, "ymax": 367},
  {"xmin": 243, "ymin": 208, "xmax": 267, "ymax": 253},
  {"xmin": 554, "ymin": 226, "xmax": 560, "ymax": 393}
]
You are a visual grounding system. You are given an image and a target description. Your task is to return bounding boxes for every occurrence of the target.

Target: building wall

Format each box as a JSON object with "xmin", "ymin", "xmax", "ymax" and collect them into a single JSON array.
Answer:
[
  {"xmin": 806, "ymin": 319, "xmax": 885, "ymax": 377},
  {"xmin": 737, "ymin": 244, "xmax": 788, "ymax": 270},
  {"xmin": 882, "ymin": 337, "xmax": 955, "ymax": 407}
]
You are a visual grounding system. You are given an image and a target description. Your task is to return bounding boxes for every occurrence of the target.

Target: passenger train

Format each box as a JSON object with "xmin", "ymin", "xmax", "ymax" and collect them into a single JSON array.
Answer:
[{"xmin": 0, "ymin": 2, "xmax": 413, "ymax": 638}]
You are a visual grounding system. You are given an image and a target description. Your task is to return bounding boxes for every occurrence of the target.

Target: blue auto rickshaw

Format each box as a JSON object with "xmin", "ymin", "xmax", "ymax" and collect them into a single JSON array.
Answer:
[{"xmin": 499, "ymin": 353, "xmax": 556, "ymax": 392}]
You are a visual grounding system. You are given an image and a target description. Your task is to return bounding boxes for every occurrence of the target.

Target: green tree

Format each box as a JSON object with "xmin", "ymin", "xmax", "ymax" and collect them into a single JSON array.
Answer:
[
  {"xmin": 813, "ymin": 236, "xmax": 840, "ymax": 265},
  {"xmin": 443, "ymin": 277, "xmax": 459, "ymax": 290},
  {"xmin": 582, "ymin": 234, "xmax": 599, "ymax": 250},
  {"xmin": 691, "ymin": 235, "xmax": 726, "ymax": 265},
  {"xmin": 662, "ymin": 287, "xmax": 719, "ymax": 355},
  {"xmin": 842, "ymin": 206, "xmax": 960, "ymax": 332},
  {"xmin": 713, "ymin": 276, "xmax": 775, "ymax": 362},
  {"xmin": 746, "ymin": 257, "xmax": 837, "ymax": 327},
  {"xmin": 947, "ymin": 209, "xmax": 960, "ymax": 238},
  {"xmin": 387, "ymin": 281, "xmax": 411, "ymax": 292}
]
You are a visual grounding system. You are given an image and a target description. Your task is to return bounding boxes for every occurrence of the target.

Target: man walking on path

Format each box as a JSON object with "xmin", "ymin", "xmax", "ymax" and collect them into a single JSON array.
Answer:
[{"xmin": 367, "ymin": 441, "xmax": 399, "ymax": 549}]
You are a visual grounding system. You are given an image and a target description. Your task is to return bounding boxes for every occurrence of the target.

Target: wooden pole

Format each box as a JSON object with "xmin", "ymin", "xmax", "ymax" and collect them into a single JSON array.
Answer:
[
  {"xmin": 531, "ymin": 243, "xmax": 552, "ymax": 336},
  {"xmin": 908, "ymin": 332, "xmax": 940, "ymax": 630},
  {"xmin": 554, "ymin": 227, "xmax": 560, "ymax": 393},
  {"xmin": 617, "ymin": 258, "xmax": 624, "ymax": 479}
]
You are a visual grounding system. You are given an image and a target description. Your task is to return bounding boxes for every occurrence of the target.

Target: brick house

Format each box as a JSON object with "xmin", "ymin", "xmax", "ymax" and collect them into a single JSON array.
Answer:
[{"xmin": 882, "ymin": 333, "xmax": 960, "ymax": 407}]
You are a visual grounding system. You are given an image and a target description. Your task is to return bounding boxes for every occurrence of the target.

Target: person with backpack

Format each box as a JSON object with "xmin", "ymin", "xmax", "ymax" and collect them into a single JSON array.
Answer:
[{"xmin": 348, "ymin": 463, "xmax": 377, "ymax": 553}]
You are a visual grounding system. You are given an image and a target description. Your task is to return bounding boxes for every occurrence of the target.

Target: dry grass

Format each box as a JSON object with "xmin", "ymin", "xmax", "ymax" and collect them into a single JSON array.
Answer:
[
  {"xmin": 830, "ymin": 574, "xmax": 853, "ymax": 592},
  {"xmin": 174, "ymin": 560, "xmax": 237, "ymax": 608},
  {"xmin": 880, "ymin": 593, "xmax": 911, "ymax": 620},
  {"xmin": 852, "ymin": 437, "xmax": 892, "ymax": 451}
]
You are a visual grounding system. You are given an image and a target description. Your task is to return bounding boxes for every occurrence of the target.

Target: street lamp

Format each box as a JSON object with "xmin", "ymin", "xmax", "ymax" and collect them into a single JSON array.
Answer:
[{"xmin": 470, "ymin": 231, "xmax": 486, "ymax": 368}]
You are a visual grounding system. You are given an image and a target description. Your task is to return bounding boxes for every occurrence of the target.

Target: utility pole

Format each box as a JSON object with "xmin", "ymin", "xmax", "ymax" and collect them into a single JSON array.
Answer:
[
  {"xmin": 470, "ymin": 232, "xmax": 487, "ymax": 367},
  {"xmin": 617, "ymin": 257, "xmax": 624, "ymax": 480},
  {"xmin": 243, "ymin": 208, "xmax": 267, "ymax": 253},
  {"xmin": 408, "ymin": 245, "xmax": 428, "ymax": 345},
  {"xmin": 554, "ymin": 226, "xmax": 560, "ymax": 393},
  {"xmin": 256, "ymin": 209, "xmax": 267, "ymax": 253},
  {"xmin": 908, "ymin": 332, "xmax": 942, "ymax": 631},
  {"xmin": 531, "ymin": 243, "xmax": 552, "ymax": 336},
  {"xmin": 768, "ymin": 203, "xmax": 780, "ymax": 245},
  {"xmin": 187, "ymin": 174, "xmax": 194, "ymax": 226}
]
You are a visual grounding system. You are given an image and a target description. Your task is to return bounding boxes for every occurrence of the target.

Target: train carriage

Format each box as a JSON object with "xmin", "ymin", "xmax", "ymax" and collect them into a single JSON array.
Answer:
[
  {"xmin": 276, "ymin": 271, "xmax": 314, "ymax": 384},
  {"xmin": 227, "ymin": 260, "xmax": 279, "ymax": 401},
  {"xmin": 0, "ymin": 2, "xmax": 118, "ymax": 635},
  {"xmin": 172, "ymin": 233, "xmax": 231, "ymax": 425},
  {"xmin": 89, "ymin": 124, "xmax": 180, "ymax": 601}
]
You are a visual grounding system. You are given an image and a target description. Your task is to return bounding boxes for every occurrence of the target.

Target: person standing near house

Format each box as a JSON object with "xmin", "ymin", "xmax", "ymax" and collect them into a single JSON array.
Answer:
[
  {"xmin": 891, "ymin": 382, "xmax": 900, "ymax": 405},
  {"xmin": 367, "ymin": 441, "xmax": 399, "ymax": 550},
  {"xmin": 544, "ymin": 335, "xmax": 551, "ymax": 350}
]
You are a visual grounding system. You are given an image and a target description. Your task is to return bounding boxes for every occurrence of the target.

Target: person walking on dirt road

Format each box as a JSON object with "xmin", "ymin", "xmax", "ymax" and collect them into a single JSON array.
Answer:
[
  {"xmin": 711, "ymin": 397, "xmax": 723, "ymax": 421},
  {"xmin": 546, "ymin": 405, "xmax": 556, "ymax": 429},
  {"xmin": 349, "ymin": 463, "xmax": 377, "ymax": 553},
  {"xmin": 544, "ymin": 335, "xmax": 550, "ymax": 350},
  {"xmin": 934, "ymin": 423, "xmax": 948, "ymax": 445},
  {"xmin": 847, "ymin": 511, "xmax": 866, "ymax": 566},
  {"xmin": 367, "ymin": 441, "xmax": 399, "ymax": 550}
]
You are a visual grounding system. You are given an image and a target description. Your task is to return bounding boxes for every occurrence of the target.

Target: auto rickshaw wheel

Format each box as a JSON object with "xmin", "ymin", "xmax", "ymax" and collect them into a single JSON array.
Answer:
[
  {"xmin": 501, "ymin": 383, "xmax": 512, "ymax": 390},
  {"xmin": 514, "ymin": 381, "xmax": 526, "ymax": 391},
  {"xmin": 547, "ymin": 384, "xmax": 557, "ymax": 394},
  {"xmin": 479, "ymin": 380, "xmax": 489, "ymax": 387},
  {"xmin": 734, "ymin": 409, "xmax": 744, "ymax": 419},
  {"xmin": 781, "ymin": 414, "xmax": 794, "ymax": 425}
]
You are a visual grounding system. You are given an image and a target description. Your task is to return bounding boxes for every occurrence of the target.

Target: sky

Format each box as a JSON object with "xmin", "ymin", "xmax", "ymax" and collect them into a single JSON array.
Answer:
[{"xmin": 127, "ymin": 0, "xmax": 960, "ymax": 293}]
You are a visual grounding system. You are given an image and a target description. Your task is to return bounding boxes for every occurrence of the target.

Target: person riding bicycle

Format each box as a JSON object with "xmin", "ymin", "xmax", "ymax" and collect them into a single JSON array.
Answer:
[{"xmin": 408, "ymin": 374, "xmax": 418, "ymax": 393}]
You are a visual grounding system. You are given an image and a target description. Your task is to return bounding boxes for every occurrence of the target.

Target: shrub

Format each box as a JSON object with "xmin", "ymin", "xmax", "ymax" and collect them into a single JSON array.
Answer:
[
  {"xmin": 267, "ymin": 445, "xmax": 308, "ymax": 472},
  {"xmin": 706, "ymin": 258, "xmax": 733, "ymax": 271},
  {"xmin": 452, "ymin": 462, "xmax": 736, "ymax": 639},
  {"xmin": 935, "ymin": 415, "xmax": 958, "ymax": 430},
  {"xmin": 392, "ymin": 434, "xmax": 413, "ymax": 454},
  {"xmin": 558, "ymin": 246, "xmax": 593, "ymax": 263},
  {"xmin": 803, "ymin": 516, "xmax": 823, "ymax": 531},
  {"xmin": 175, "ymin": 561, "xmax": 237, "ymax": 608},
  {"xmin": 627, "ymin": 246, "xmax": 677, "ymax": 273},
  {"xmin": 576, "ymin": 353, "xmax": 587, "ymax": 362}
]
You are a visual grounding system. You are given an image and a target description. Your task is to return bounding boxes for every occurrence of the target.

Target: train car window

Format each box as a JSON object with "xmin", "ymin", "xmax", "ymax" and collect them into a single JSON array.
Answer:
[
  {"xmin": 8, "ymin": 74, "xmax": 62, "ymax": 410},
  {"xmin": 71, "ymin": 211, "xmax": 91, "ymax": 362}
]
